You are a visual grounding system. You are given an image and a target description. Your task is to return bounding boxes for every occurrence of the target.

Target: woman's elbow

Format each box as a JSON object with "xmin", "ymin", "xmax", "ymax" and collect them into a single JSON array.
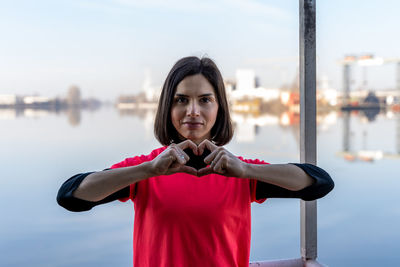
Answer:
[
  {"xmin": 56, "ymin": 172, "xmax": 95, "ymax": 212},
  {"xmin": 301, "ymin": 177, "xmax": 335, "ymax": 201},
  {"xmin": 56, "ymin": 187, "xmax": 94, "ymax": 212}
]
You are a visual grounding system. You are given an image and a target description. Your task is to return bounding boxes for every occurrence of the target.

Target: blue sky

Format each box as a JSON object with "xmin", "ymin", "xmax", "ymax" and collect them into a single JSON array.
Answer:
[{"xmin": 1, "ymin": 0, "xmax": 399, "ymax": 100}]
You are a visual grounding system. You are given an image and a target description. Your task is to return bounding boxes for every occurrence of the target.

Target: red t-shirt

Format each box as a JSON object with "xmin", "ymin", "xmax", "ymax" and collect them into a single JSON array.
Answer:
[{"xmin": 111, "ymin": 147, "xmax": 267, "ymax": 267}]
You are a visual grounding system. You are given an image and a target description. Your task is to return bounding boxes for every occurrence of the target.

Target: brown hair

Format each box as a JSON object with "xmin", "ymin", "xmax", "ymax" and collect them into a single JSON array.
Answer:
[{"xmin": 154, "ymin": 56, "xmax": 233, "ymax": 146}]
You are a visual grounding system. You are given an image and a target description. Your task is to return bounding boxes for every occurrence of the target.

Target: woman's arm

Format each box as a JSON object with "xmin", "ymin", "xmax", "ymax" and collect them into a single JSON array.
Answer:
[
  {"xmin": 56, "ymin": 164, "xmax": 152, "ymax": 212},
  {"xmin": 253, "ymin": 163, "xmax": 334, "ymax": 201},
  {"xmin": 196, "ymin": 140, "xmax": 334, "ymax": 200},
  {"xmin": 56, "ymin": 171, "xmax": 131, "ymax": 212},
  {"xmin": 57, "ymin": 140, "xmax": 199, "ymax": 212},
  {"xmin": 244, "ymin": 163, "xmax": 313, "ymax": 191},
  {"xmin": 72, "ymin": 141, "xmax": 198, "ymax": 202},
  {"xmin": 72, "ymin": 162, "xmax": 153, "ymax": 202}
]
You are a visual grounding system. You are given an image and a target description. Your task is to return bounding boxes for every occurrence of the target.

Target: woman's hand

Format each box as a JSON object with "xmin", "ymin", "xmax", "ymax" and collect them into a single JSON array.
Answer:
[
  {"xmin": 150, "ymin": 140, "xmax": 198, "ymax": 176},
  {"xmin": 197, "ymin": 139, "xmax": 247, "ymax": 178}
]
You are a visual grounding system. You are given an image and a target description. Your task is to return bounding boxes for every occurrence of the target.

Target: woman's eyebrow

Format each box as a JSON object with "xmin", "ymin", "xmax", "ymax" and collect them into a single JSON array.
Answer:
[
  {"xmin": 198, "ymin": 93, "xmax": 214, "ymax": 97},
  {"xmin": 175, "ymin": 93, "xmax": 214, "ymax": 97}
]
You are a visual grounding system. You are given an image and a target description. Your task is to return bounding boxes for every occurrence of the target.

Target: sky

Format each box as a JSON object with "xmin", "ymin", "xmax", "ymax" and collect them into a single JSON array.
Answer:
[{"xmin": 1, "ymin": 0, "xmax": 399, "ymax": 101}]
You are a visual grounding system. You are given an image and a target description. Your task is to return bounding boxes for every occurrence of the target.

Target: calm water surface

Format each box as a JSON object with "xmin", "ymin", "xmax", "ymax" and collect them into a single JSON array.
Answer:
[{"xmin": 1, "ymin": 107, "xmax": 399, "ymax": 267}]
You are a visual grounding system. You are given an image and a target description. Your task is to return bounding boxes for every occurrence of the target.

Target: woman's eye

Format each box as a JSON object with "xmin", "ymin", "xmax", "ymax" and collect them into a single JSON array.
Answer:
[
  {"xmin": 200, "ymin": 97, "xmax": 211, "ymax": 103},
  {"xmin": 176, "ymin": 97, "xmax": 187, "ymax": 103}
]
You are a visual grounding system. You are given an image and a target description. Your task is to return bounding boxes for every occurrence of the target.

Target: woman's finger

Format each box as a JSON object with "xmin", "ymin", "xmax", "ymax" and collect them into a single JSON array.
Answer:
[
  {"xmin": 179, "ymin": 165, "xmax": 198, "ymax": 176},
  {"xmin": 204, "ymin": 146, "xmax": 224, "ymax": 165},
  {"xmin": 198, "ymin": 139, "xmax": 217, "ymax": 156},
  {"xmin": 177, "ymin": 139, "xmax": 198, "ymax": 155},
  {"xmin": 197, "ymin": 166, "xmax": 213, "ymax": 177},
  {"xmin": 210, "ymin": 151, "xmax": 224, "ymax": 169},
  {"xmin": 170, "ymin": 148, "xmax": 186, "ymax": 165},
  {"xmin": 213, "ymin": 155, "xmax": 227, "ymax": 174},
  {"xmin": 168, "ymin": 162, "xmax": 197, "ymax": 176},
  {"xmin": 174, "ymin": 146, "xmax": 190, "ymax": 161}
]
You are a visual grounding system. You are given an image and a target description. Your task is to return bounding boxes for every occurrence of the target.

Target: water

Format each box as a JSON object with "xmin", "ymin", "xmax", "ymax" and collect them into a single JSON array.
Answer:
[{"xmin": 1, "ymin": 106, "xmax": 399, "ymax": 267}]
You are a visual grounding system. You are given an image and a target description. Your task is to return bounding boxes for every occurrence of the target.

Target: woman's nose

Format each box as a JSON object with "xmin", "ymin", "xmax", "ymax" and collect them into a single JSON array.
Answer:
[{"xmin": 187, "ymin": 101, "xmax": 200, "ymax": 116}]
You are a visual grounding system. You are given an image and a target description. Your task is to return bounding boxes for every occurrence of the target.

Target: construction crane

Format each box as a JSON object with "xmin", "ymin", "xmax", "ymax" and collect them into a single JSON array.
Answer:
[{"xmin": 339, "ymin": 54, "xmax": 400, "ymax": 106}]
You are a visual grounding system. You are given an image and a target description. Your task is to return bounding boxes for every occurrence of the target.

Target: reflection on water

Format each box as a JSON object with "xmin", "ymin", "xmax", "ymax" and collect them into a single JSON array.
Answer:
[
  {"xmin": 1, "ymin": 106, "xmax": 400, "ymax": 267},
  {"xmin": 114, "ymin": 107, "xmax": 400, "ymax": 163},
  {"xmin": 67, "ymin": 108, "xmax": 81, "ymax": 126},
  {"xmin": 341, "ymin": 110, "xmax": 400, "ymax": 161},
  {"xmin": 2, "ymin": 105, "xmax": 400, "ymax": 162},
  {"xmin": 1, "ymin": 107, "xmax": 83, "ymax": 127}
]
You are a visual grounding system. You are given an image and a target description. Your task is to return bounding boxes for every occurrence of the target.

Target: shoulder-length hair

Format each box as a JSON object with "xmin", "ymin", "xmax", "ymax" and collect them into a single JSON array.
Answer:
[{"xmin": 154, "ymin": 56, "xmax": 233, "ymax": 146}]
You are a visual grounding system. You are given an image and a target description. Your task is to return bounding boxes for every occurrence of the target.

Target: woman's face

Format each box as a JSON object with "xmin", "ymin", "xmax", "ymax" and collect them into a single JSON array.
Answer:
[{"xmin": 171, "ymin": 74, "xmax": 219, "ymax": 144}]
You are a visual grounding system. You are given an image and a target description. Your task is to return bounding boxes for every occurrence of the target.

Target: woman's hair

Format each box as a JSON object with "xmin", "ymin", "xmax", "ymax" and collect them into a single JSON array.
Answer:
[{"xmin": 154, "ymin": 56, "xmax": 233, "ymax": 146}]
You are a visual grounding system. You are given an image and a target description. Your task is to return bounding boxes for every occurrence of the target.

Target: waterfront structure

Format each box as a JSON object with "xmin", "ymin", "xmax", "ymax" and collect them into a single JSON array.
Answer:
[
  {"xmin": 23, "ymin": 96, "xmax": 51, "ymax": 105},
  {"xmin": 0, "ymin": 85, "xmax": 100, "ymax": 112},
  {"xmin": 236, "ymin": 69, "xmax": 256, "ymax": 91},
  {"xmin": 340, "ymin": 54, "xmax": 400, "ymax": 108},
  {"xmin": 0, "ymin": 94, "xmax": 18, "ymax": 106},
  {"xmin": 143, "ymin": 70, "xmax": 161, "ymax": 102},
  {"xmin": 317, "ymin": 76, "xmax": 338, "ymax": 106},
  {"xmin": 67, "ymin": 85, "xmax": 81, "ymax": 108}
]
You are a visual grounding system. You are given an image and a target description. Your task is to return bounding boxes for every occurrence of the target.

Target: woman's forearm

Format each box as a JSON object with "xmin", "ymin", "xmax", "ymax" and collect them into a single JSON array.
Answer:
[
  {"xmin": 73, "ymin": 161, "xmax": 154, "ymax": 202},
  {"xmin": 244, "ymin": 163, "xmax": 314, "ymax": 191}
]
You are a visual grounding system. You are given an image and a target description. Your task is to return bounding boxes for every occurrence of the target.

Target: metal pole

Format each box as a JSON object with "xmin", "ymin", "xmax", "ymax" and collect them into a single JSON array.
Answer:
[
  {"xmin": 343, "ymin": 111, "xmax": 351, "ymax": 152},
  {"xmin": 397, "ymin": 62, "xmax": 400, "ymax": 92},
  {"xmin": 343, "ymin": 64, "xmax": 351, "ymax": 106},
  {"xmin": 397, "ymin": 63, "xmax": 400, "ymax": 154},
  {"xmin": 299, "ymin": 0, "xmax": 317, "ymax": 261}
]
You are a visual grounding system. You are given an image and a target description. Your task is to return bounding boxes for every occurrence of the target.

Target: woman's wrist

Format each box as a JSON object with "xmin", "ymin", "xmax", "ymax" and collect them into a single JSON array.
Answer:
[
  {"xmin": 133, "ymin": 161, "xmax": 156, "ymax": 181},
  {"xmin": 242, "ymin": 162, "xmax": 253, "ymax": 179}
]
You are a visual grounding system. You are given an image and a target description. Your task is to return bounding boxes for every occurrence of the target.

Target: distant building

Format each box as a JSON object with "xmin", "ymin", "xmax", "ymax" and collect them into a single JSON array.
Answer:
[
  {"xmin": 231, "ymin": 87, "xmax": 280, "ymax": 102},
  {"xmin": 0, "ymin": 94, "xmax": 17, "ymax": 106},
  {"xmin": 23, "ymin": 96, "xmax": 51, "ymax": 104},
  {"xmin": 232, "ymin": 69, "xmax": 280, "ymax": 102},
  {"xmin": 318, "ymin": 75, "xmax": 338, "ymax": 106},
  {"xmin": 67, "ymin": 85, "xmax": 81, "ymax": 107},
  {"xmin": 235, "ymin": 69, "xmax": 256, "ymax": 91},
  {"xmin": 143, "ymin": 70, "xmax": 161, "ymax": 102}
]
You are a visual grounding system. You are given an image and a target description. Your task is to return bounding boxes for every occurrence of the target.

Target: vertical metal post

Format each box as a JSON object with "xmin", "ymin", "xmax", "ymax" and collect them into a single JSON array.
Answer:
[
  {"xmin": 397, "ymin": 62, "xmax": 400, "ymax": 92},
  {"xmin": 343, "ymin": 111, "xmax": 351, "ymax": 152},
  {"xmin": 397, "ymin": 62, "xmax": 400, "ymax": 154},
  {"xmin": 396, "ymin": 113, "xmax": 400, "ymax": 155},
  {"xmin": 343, "ymin": 64, "xmax": 351, "ymax": 106},
  {"xmin": 299, "ymin": 0, "xmax": 317, "ymax": 261}
]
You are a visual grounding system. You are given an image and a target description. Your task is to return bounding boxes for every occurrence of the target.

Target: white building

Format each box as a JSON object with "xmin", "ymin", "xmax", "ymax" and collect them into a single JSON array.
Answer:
[
  {"xmin": 23, "ymin": 96, "xmax": 51, "ymax": 104},
  {"xmin": 231, "ymin": 87, "xmax": 280, "ymax": 102},
  {"xmin": 318, "ymin": 75, "xmax": 338, "ymax": 106},
  {"xmin": 0, "ymin": 94, "xmax": 17, "ymax": 105},
  {"xmin": 232, "ymin": 69, "xmax": 280, "ymax": 102},
  {"xmin": 143, "ymin": 70, "xmax": 161, "ymax": 102},
  {"xmin": 236, "ymin": 69, "xmax": 256, "ymax": 91}
]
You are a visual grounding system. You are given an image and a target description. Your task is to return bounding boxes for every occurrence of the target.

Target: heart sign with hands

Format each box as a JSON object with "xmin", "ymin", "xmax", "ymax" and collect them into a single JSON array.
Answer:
[
  {"xmin": 183, "ymin": 147, "xmax": 211, "ymax": 170},
  {"xmin": 150, "ymin": 140, "xmax": 199, "ymax": 176},
  {"xmin": 196, "ymin": 139, "xmax": 247, "ymax": 178},
  {"xmin": 151, "ymin": 139, "xmax": 246, "ymax": 177}
]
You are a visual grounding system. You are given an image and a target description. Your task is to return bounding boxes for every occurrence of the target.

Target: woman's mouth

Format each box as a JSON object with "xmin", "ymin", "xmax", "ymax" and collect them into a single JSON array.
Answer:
[{"xmin": 183, "ymin": 122, "xmax": 203, "ymax": 129}]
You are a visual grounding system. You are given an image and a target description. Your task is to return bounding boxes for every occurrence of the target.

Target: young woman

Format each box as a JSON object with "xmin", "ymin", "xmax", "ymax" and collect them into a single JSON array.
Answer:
[{"xmin": 57, "ymin": 56, "xmax": 334, "ymax": 267}]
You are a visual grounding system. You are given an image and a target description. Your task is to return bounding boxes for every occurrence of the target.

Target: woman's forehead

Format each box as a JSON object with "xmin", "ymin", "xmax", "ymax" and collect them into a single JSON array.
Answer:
[{"xmin": 175, "ymin": 74, "xmax": 215, "ymax": 95}]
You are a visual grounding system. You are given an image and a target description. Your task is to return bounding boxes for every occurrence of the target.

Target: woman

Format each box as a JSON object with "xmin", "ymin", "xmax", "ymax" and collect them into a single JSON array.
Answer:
[{"xmin": 57, "ymin": 56, "xmax": 334, "ymax": 267}]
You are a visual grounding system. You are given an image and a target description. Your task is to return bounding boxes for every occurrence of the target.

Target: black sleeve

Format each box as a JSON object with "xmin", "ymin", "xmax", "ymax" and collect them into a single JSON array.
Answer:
[
  {"xmin": 56, "ymin": 170, "xmax": 130, "ymax": 212},
  {"xmin": 255, "ymin": 163, "xmax": 334, "ymax": 201}
]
